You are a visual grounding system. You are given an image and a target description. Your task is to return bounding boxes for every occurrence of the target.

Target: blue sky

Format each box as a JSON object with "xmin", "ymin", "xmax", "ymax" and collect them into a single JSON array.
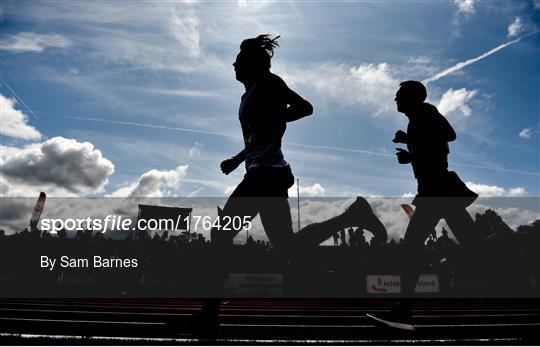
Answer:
[{"xmin": 1, "ymin": 0, "xmax": 539, "ymax": 199}]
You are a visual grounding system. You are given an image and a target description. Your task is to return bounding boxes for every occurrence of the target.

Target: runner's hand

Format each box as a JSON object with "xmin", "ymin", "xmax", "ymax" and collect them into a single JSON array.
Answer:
[
  {"xmin": 220, "ymin": 158, "xmax": 240, "ymax": 175},
  {"xmin": 396, "ymin": 148, "xmax": 412, "ymax": 164},
  {"xmin": 392, "ymin": 130, "xmax": 408, "ymax": 143}
]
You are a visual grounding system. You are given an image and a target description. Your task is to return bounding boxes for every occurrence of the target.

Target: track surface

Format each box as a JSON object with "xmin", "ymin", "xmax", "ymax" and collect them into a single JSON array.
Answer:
[{"xmin": 0, "ymin": 298, "xmax": 539, "ymax": 344}]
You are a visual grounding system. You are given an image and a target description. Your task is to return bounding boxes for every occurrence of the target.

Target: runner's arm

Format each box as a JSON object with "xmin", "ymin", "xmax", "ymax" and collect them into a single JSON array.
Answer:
[
  {"xmin": 220, "ymin": 149, "xmax": 246, "ymax": 175},
  {"xmin": 282, "ymin": 87, "xmax": 313, "ymax": 123},
  {"xmin": 232, "ymin": 149, "xmax": 246, "ymax": 163}
]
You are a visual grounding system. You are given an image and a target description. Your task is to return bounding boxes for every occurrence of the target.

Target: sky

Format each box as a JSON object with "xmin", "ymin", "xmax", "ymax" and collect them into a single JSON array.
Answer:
[
  {"xmin": 1, "ymin": 0, "xmax": 539, "ymax": 201},
  {"xmin": 1, "ymin": 0, "xmax": 539, "ymax": 241}
]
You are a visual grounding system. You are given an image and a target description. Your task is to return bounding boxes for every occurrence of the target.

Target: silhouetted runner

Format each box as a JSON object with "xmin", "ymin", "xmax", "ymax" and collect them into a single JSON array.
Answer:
[
  {"xmin": 187, "ymin": 34, "xmax": 387, "ymax": 338},
  {"xmin": 213, "ymin": 34, "xmax": 387, "ymax": 253},
  {"xmin": 367, "ymin": 80, "xmax": 478, "ymax": 329},
  {"xmin": 211, "ymin": 34, "xmax": 312, "ymax": 254}
]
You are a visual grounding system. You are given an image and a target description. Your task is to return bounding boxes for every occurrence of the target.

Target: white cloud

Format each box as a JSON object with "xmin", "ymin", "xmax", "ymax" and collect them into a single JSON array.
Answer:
[
  {"xmin": 235, "ymin": 0, "xmax": 274, "ymax": 10},
  {"xmin": 295, "ymin": 198, "xmax": 357, "ymax": 227},
  {"xmin": 1, "ymin": 32, "xmax": 71, "ymax": 53},
  {"xmin": 451, "ymin": 0, "xmax": 476, "ymax": 37},
  {"xmin": 454, "ymin": 0, "xmax": 476, "ymax": 14},
  {"xmin": 111, "ymin": 165, "xmax": 188, "ymax": 197},
  {"xmin": 465, "ymin": 182, "xmax": 526, "ymax": 197},
  {"xmin": 223, "ymin": 181, "xmax": 326, "ymax": 198},
  {"xmin": 224, "ymin": 185, "xmax": 236, "ymax": 195},
  {"xmin": 437, "ymin": 88, "xmax": 477, "ymax": 117},
  {"xmin": 1, "ymin": 137, "xmax": 115, "ymax": 196},
  {"xmin": 282, "ymin": 62, "xmax": 398, "ymax": 113},
  {"xmin": 466, "ymin": 182, "xmax": 504, "ymax": 197},
  {"xmin": 170, "ymin": 8, "xmax": 200, "ymax": 58},
  {"xmin": 189, "ymin": 142, "xmax": 204, "ymax": 157},
  {"xmin": 509, "ymin": 187, "xmax": 526, "ymax": 197},
  {"xmin": 535, "ymin": 0, "xmax": 540, "ymax": 10},
  {"xmin": 519, "ymin": 128, "xmax": 532, "ymax": 139},
  {"xmin": 508, "ymin": 17, "xmax": 524, "ymax": 38},
  {"xmin": 290, "ymin": 183, "xmax": 326, "ymax": 197},
  {"xmin": 19, "ymin": 3, "xmax": 224, "ymax": 75},
  {"xmin": 407, "ymin": 56, "xmax": 431, "ymax": 65},
  {"xmin": 0, "ymin": 94, "xmax": 42, "ymax": 140}
]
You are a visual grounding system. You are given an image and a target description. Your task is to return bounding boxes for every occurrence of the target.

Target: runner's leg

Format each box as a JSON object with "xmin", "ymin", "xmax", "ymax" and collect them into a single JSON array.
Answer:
[
  {"xmin": 259, "ymin": 197, "xmax": 295, "ymax": 259},
  {"xmin": 197, "ymin": 174, "xmax": 262, "ymax": 337},
  {"xmin": 400, "ymin": 202, "xmax": 441, "ymax": 316},
  {"xmin": 295, "ymin": 197, "xmax": 387, "ymax": 247},
  {"xmin": 444, "ymin": 206, "xmax": 477, "ymax": 246}
]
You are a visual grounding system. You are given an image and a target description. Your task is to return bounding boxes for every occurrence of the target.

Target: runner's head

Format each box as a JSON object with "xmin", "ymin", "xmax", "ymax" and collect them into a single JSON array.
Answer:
[
  {"xmin": 234, "ymin": 34, "xmax": 280, "ymax": 83},
  {"xmin": 395, "ymin": 80, "xmax": 427, "ymax": 113}
]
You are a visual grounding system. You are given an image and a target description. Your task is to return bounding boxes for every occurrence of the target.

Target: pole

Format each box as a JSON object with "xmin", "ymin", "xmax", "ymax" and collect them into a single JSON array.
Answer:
[{"xmin": 297, "ymin": 178, "xmax": 300, "ymax": 232}]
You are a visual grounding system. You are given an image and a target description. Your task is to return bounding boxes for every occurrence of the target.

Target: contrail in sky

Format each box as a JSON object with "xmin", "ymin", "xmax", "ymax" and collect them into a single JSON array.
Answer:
[
  {"xmin": 1, "ymin": 79, "xmax": 40, "ymax": 120},
  {"xmin": 51, "ymin": 115, "xmax": 539, "ymax": 176},
  {"xmin": 58, "ymin": 114, "xmax": 394, "ymax": 158},
  {"xmin": 287, "ymin": 142, "xmax": 394, "ymax": 158},
  {"xmin": 60, "ymin": 115, "xmax": 240, "ymax": 139},
  {"xmin": 423, "ymin": 31, "xmax": 538, "ymax": 84}
]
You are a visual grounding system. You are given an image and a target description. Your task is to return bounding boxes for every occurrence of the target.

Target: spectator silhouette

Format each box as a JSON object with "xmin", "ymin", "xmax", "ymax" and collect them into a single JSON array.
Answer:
[
  {"xmin": 246, "ymin": 235, "xmax": 255, "ymax": 247},
  {"xmin": 436, "ymin": 227, "xmax": 456, "ymax": 248},
  {"xmin": 333, "ymin": 233, "xmax": 339, "ymax": 246},
  {"xmin": 340, "ymin": 229, "xmax": 347, "ymax": 247},
  {"xmin": 161, "ymin": 230, "xmax": 169, "ymax": 241},
  {"xmin": 347, "ymin": 228, "xmax": 355, "ymax": 247},
  {"xmin": 357, "ymin": 229, "xmax": 368, "ymax": 247}
]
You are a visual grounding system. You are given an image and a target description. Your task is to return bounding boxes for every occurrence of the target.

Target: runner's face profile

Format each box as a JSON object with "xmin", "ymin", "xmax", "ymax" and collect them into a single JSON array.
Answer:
[
  {"xmin": 395, "ymin": 88, "xmax": 415, "ymax": 114},
  {"xmin": 395, "ymin": 89, "xmax": 407, "ymax": 113},
  {"xmin": 233, "ymin": 52, "xmax": 249, "ymax": 83}
]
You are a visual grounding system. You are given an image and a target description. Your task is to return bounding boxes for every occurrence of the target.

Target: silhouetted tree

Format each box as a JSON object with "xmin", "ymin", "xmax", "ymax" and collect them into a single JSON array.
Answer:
[{"xmin": 475, "ymin": 209, "xmax": 514, "ymax": 238}]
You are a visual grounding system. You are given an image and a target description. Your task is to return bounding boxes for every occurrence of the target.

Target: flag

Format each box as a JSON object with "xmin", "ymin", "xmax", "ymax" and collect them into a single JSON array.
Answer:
[
  {"xmin": 30, "ymin": 192, "xmax": 46, "ymax": 229},
  {"xmin": 401, "ymin": 204, "xmax": 415, "ymax": 218}
]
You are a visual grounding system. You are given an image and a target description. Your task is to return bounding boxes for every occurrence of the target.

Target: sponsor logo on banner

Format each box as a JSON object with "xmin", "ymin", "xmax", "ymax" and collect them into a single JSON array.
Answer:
[
  {"xmin": 367, "ymin": 275, "xmax": 401, "ymax": 293},
  {"xmin": 415, "ymin": 274, "xmax": 439, "ymax": 293},
  {"xmin": 366, "ymin": 274, "xmax": 439, "ymax": 293},
  {"xmin": 449, "ymin": 278, "xmax": 485, "ymax": 290},
  {"xmin": 224, "ymin": 273, "xmax": 283, "ymax": 297}
]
